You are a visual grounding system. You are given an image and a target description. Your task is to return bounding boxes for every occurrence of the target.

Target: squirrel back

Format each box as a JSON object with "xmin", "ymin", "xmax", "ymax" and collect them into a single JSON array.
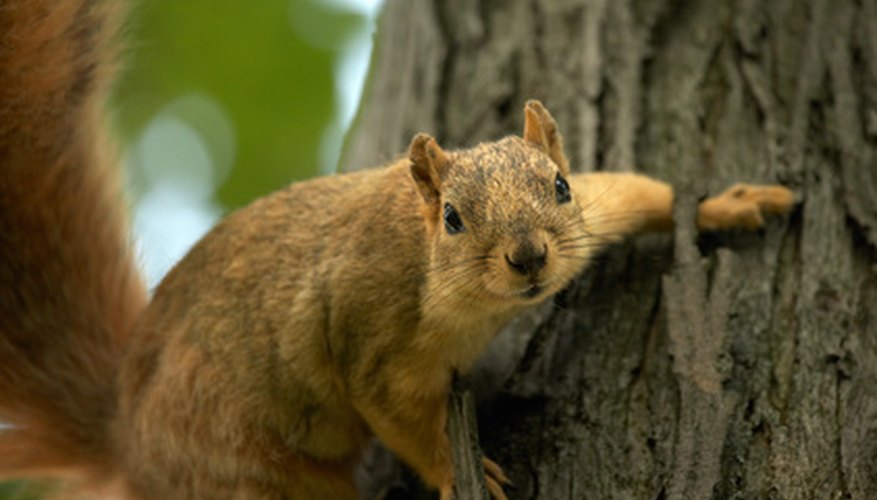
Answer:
[{"xmin": 0, "ymin": 0, "xmax": 147, "ymax": 483}]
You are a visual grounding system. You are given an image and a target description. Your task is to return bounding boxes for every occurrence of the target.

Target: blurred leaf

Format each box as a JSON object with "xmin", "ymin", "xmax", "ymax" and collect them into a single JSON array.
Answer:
[{"xmin": 0, "ymin": 480, "xmax": 51, "ymax": 500}]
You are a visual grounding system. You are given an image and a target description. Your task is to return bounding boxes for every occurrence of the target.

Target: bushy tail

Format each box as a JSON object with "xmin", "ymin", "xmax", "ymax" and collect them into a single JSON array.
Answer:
[{"xmin": 0, "ymin": 0, "xmax": 146, "ymax": 481}]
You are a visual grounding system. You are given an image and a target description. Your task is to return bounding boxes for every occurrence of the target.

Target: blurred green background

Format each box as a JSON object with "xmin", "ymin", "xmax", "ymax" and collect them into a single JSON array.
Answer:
[
  {"xmin": 0, "ymin": 0, "xmax": 380, "ymax": 497},
  {"xmin": 119, "ymin": 0, "xmax": 380, "ymax": 289}
]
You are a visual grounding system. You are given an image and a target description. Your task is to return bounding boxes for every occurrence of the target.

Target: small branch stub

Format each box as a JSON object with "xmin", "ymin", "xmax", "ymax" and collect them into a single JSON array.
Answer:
[{"xmin": 447, "ymin": 378, "xmax": 489, "ymax": 500}]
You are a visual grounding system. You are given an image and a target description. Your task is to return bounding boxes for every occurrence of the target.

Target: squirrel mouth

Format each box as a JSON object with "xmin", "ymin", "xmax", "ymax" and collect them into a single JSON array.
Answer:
[{"xmin": 522, "ymin": 284, "xmax": 543, "ymax": 298}]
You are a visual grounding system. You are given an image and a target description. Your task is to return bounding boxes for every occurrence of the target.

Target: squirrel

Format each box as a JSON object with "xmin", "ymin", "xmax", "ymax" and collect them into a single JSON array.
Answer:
[{"xmin": 0, "ymin": 0, "xmax": 795, "ymax": 499}]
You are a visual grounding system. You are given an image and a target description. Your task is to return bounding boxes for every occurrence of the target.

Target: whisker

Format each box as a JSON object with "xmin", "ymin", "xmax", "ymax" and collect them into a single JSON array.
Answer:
[
  {"xmin": 583, "ymin": 210, "xmax": 664, "ymax": 223},
  {"xmin": 576, "ymin": 178, "xmax": 621, "ymax": 217},
  {"xmin": 555, "ymin": 231, "xmax": 627, "ymax": 246},
  {"xmin": 429, "ymin": 264, "xmax": 482, "ymax": 293},
  {"xmin": 556, "ymin": 247, "xmax": 608, "ymax": 256},
  {"xmin": 422, "ymin": 261, "xmax": 488, "ymax": 310},
  {"xmin": 556, "ymin": 253, "xmax": 594, "ymax": 261},
  {"xmin": 556, "ymin": 233, "xmax": 602, "ymax": 245},
  {"xmin": 426, "ymin": 254, "xmax": 492, "ymax": 276},
  {"xmin": 556, "ymin": 215, "xmax": 588, "ymax": 233}
]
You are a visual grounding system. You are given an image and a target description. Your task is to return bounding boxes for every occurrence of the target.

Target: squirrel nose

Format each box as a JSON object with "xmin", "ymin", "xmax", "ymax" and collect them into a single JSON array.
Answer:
[{"xmin": 505, "ymin": 243, "xmax": 547, "ymax": 276}]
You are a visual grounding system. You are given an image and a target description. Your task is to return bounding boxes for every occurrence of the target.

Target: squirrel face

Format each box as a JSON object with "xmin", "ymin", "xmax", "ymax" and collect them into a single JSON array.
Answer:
[{"xmin": 409, "ymin": 102, "xmax": 590, "ymax": 311}]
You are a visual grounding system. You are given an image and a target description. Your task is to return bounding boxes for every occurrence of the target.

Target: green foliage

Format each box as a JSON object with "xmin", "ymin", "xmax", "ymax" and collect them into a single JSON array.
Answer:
[
  {"xmin": 0, "ymin": 481, "xmax": 48, "ymax": 500},
  {"xmin": 114, "ymin": 0, "xmax": 368, "ymax": 208}
]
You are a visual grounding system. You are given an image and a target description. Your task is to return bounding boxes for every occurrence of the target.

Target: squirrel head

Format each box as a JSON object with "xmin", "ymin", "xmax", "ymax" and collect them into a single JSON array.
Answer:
[{"xmin": 409, "ymin": 101, "xmax": 589, "ymax": 310}]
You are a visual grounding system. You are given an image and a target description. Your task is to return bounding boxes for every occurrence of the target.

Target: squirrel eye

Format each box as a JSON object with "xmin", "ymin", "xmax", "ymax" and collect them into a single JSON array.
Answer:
[
  {"xmin": 555, "ymin": 173, "xmax": 571, "ymax": 204},
  {"xmin": 443, "ymin": 203, "xmax": 465, "ymax": 235}
]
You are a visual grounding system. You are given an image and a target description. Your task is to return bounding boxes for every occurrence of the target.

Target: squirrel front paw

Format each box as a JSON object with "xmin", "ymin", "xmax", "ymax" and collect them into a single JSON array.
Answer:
[
  {"xmin": 697, "ymin": 183, "xmax": 795, "ymax": 231},
  {"xmin": 436, "ymin": 457, "xmax": 510, "ymax": 500}
]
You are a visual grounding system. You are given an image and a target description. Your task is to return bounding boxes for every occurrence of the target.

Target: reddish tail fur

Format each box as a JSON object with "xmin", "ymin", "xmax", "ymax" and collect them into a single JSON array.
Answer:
[{"xmin": 0, "ymin": 0, "xmax": 146, "ymax": 484}]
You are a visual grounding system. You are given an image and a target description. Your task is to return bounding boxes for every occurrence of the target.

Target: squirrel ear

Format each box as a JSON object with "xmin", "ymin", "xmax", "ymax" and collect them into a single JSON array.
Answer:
[
  {"xmin": 523, "ymin": 100, "xmax": 571, "ymax": 175},
  {"xmin": 409, "ymin": 133, "xmax": 449, "ymax": 204}
]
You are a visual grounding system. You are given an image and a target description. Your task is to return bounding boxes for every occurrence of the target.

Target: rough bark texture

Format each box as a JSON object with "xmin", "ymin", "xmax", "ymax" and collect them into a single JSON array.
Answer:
[{"xmin": 343, "ymin": 0, "xmax": 877, "ymax": 498}]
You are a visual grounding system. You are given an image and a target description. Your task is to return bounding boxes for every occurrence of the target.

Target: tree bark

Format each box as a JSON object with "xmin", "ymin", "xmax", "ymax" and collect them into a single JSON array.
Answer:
[{"xmin": 344, "ymin": 0, "xmax": 877, "ymax": 498}]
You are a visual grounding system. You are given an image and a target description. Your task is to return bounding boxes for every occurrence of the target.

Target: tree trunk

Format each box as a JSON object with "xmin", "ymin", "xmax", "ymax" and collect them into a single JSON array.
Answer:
[{"xmin": 343, "ymin": 0, "xmax": 877, "ymax": 498}]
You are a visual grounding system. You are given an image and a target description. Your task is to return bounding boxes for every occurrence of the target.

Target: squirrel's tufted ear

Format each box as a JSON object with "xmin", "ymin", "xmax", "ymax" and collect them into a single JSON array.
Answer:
[
  {"xmin": 409, "ymin": 133, "xmax": 449, "ymax": 205},
  {"xmin": 523, "ymin": 100, "xmax": 570, "ymax": 176}
]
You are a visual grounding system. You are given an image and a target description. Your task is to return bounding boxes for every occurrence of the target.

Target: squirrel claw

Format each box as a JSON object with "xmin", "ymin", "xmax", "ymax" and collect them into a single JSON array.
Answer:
[
  {"xmin": 698, "ymin": 183, "xmax": 795, "ymax": 231},
  {"xmin": 482, "ymin": 456, "xmax": 512, "ymax": 498},
  {"xmin": 485, "ymin": 475, "xmax": 509, "ymax": 500},
  {"xmin": 482, "ymin": 456, "xmax": 511, "ymax": 485}
]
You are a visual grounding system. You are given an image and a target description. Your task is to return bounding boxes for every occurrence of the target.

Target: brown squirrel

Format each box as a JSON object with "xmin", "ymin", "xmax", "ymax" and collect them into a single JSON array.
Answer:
[{"xmin": 0, "ymin": 1, "xmax": 794, "ymax": 499}]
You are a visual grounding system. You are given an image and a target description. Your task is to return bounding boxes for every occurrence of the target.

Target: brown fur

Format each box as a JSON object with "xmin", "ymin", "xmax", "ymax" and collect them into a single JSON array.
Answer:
[
  {"xmin": 0, "ymin": 0, "xmax": 146, "ymax": 488},
  {"xmin": 0, "ymin": 3, "xmax": 795, "ymax": 499}
]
